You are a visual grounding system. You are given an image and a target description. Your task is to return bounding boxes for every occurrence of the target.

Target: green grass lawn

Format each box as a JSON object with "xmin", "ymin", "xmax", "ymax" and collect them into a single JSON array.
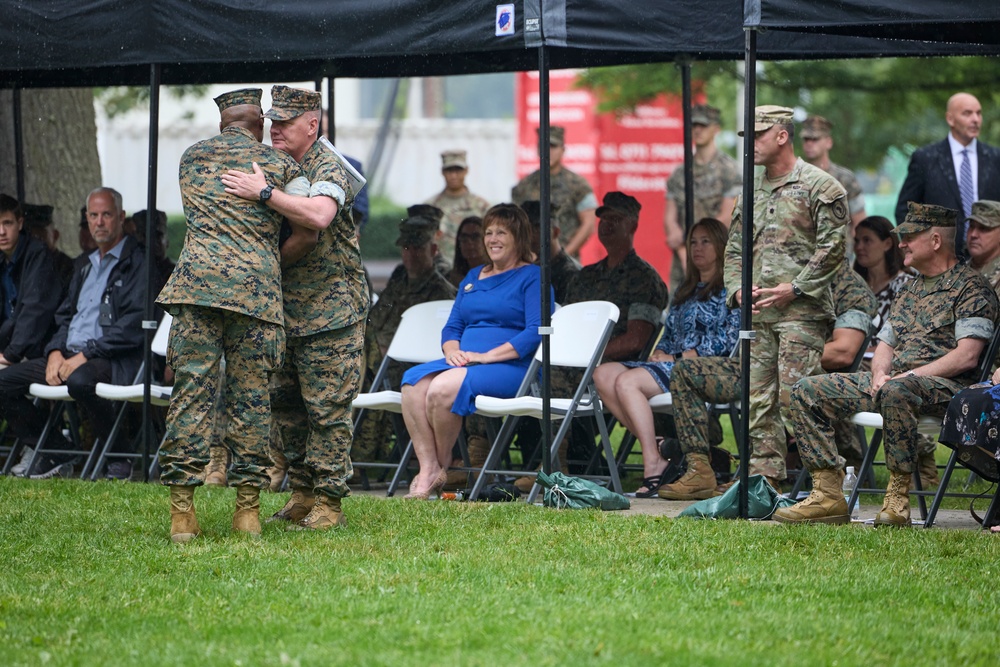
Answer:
[{"xmin": 2, "ymin": 476, "xmax": 999, "ymax": 666}]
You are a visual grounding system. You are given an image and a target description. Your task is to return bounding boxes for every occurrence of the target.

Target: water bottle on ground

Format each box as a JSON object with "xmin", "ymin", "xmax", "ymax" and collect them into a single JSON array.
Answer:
[{"xmin": 842, "ymin": 466, "xmax": 859, "ymax": 520}]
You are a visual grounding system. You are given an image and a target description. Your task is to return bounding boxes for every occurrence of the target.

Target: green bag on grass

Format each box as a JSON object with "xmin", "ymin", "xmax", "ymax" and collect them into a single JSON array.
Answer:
[
  {"xmin": 537, "ymin": 471, "xmax": 631, "ymax": 511},
  {"xmin": 678, "ymin": 474, "xmax": 795, "ymax": 520}
]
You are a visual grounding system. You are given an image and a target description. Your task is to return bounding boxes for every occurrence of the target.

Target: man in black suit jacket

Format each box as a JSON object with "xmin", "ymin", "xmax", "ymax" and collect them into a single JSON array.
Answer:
[{"xmin": 896, "ymin": 93, "xmax": 1000, "ymax": 260}]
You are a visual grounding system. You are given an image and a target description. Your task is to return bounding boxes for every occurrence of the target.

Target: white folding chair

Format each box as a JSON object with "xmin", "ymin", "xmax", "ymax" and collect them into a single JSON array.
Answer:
[
  {"xmin": 22, "ymin": 382, "xmax": 90, "ymax": 478},
  {"xmin": 91, "ymin": 313, "xmax": 174, "ymax": 480},
  {"xmin": 351, "ymin": 299, "xmax": 454, "ymax": 495},
  {"xmin": 469, "ymin": 300, "xmax": 622, "ymax": 502}
]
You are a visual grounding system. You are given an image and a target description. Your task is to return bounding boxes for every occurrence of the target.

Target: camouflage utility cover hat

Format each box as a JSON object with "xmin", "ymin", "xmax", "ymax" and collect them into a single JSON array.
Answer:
[
  {"xmin": 968, "ymin": 200, "xmax": 1000, "ymax": 229},
  {"xmin": 690, "ymin": 104, "xmax": 721, "ymax": 126},
  {"xmin": 213, "ymin": 88, "xmax": 262, "ymax": 112},
  {"xmin": 801, "ymin": 115, "xmax": 833, "ymax": 140},
  {"xmin": 520, "ymin": 200, "xmax": 561, "ymax": 227},
  {"xmin": 265, "ymin": 85, "xmax": 322, "ymax": 121},
  {"xmin": 441, "ymin": 150, "xmax": 468, "ymax": 170},
  {"xmin": 538, "ymin": 125, "xmax": 566, "ymax": 146},
  {"xmin": 596, "ymin": 191, "xmax": 641, "ymax": 221},
  {"xmin": 894, "ymin": 202, "xmax": 958, "ymax": 235},
  {"xmin": 396, "ymin": 204, "xmax": 444, "ymax": 247},
  {"xmin": 738, "ymin": 105, "xmax": 794, "ymax": 136}
]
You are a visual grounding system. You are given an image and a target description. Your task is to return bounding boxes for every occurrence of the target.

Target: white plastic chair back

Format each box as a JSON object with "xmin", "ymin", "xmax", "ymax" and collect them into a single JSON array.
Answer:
[
  {"xmin": 152, "ymin": 312, "xmax": 172, "ymax": 357},
  {"xmin": 385, "ymin": 300, "xmax": 454, "ymax": 364},
  {"xmin": 540, "ymin": 300, "xmax": 620, "ymax": 369}
]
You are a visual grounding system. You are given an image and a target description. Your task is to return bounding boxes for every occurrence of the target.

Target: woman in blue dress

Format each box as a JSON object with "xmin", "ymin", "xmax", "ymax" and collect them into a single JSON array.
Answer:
[
  {"xmin": 593, "ymin": 218, "xmax": 738, "ymax": 497},
  {"xmin": 400, "ymin": 204, "xmax": 550, "ymax": 499}
]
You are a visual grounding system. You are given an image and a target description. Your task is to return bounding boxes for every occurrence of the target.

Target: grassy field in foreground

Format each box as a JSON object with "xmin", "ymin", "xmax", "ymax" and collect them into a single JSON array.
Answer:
[{"xmin": 2, "ymin": 477, "xmax": 999, "ymax": 667}]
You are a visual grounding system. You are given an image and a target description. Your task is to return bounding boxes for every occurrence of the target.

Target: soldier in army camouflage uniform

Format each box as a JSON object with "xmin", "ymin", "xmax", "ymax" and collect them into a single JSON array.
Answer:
[
  {"xmin": 354, "ymin": 210, "xmax": 457, "ymax": 464},
  {"xmin": 723, "ymin": 106, "xmax": 849, "ymax": 488},
  {"xmin": 660, "ymin": 259, "xmax": 877, "ymax": 499},
  {"xmin": 965, "ymin": 200, "xmax": 1000, "ymax": 295},
  {"xmin": 801, "ymin": 116, "xmax": 867, "ymax": 228},
  {"xmin": 222, "ymin": 85, "xmax": 369, "ymax": 531},
  {"xmin": 775, "ymin": 203, "xmax": 999, "ymax": 526},
  {"xmin": 424, "ymin": 150, "xmax": 490, "ymax": 266},
  {"xmin": 521, "ymin": 200, "xmax": 580, "ymax": 304},
  {"xmin": 158, "ymin": 88, "xmax": 306, "ymax": 542},
  {"xmin": 512, "ymin": 126, "xmax": 598, "ymax": 258},
  {"xmin": 664, "ymin": 104, "xmax": 742, "ymax": 293},
  {"xmin": 514, "ymin": 191, "xmax": 667, "ymax": 492}
]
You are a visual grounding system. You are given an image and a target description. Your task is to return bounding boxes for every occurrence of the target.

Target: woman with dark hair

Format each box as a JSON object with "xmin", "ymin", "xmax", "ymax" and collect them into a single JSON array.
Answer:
[
  {"xmin": 446, "ymin": 216, "xmax": 487, "ymax": 287},
  {"xmin": 593, "ymin": 218, "xmax": 738, "ymax": 497},
  {"xmin": 853, "ymin": 215, "xmax": 912, "ymax": 330},
  {"xmin": 400, "ymin": 204, "xmax": 551, "ymax": 498}
]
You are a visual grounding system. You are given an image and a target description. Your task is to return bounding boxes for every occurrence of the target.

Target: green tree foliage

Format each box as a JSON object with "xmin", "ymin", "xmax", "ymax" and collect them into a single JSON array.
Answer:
[
  {"xmin": 578, "ymin": 57, "xmax": 1000, "ymax": 171},
  {"xmin": 96, "ymin": 85, "xmax": 208, "ymax": 118}
]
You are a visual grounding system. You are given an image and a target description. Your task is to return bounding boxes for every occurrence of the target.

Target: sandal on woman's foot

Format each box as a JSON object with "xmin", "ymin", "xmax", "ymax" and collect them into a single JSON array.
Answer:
[
  {"xmin": 631, "ymin": 474, "xmax": 666, "ymax": 498},
  {"xmin": 990, "ymin": 524, "xmax": 1000, "ymax": 534}
]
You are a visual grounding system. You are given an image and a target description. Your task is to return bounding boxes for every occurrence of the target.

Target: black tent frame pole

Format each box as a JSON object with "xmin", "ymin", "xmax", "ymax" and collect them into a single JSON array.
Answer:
[
  {"xmin": 538, "ymin": 44, "xmax": 552, "ymax": 479},
  {"xmin": 327, "ymin": 78, "xmax": 335, "ymax": 144},
  {"xmin": 141, "ymin": 63, "xmax": 161, "ymax": 482},
  {"xmin": 738, "ymin": 29, "xmax": 758, "ymax": 520},
  {"xmin": 13, "ymin": 88, "xmax": 25, "ymax": 204},
  {"xmin": 680, "ymin": 62, "xmax": 695, "ymax": 238}
]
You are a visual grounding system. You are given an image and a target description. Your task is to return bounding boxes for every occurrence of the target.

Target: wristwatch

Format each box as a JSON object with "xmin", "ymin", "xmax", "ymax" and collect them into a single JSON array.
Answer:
[
  {"xmin": 259, "ymin": 184, "xmax": 274, "ymax": 204},
  {"xmin": 791, "ymin": 283, "xmax": 804, "ymax": 298}
]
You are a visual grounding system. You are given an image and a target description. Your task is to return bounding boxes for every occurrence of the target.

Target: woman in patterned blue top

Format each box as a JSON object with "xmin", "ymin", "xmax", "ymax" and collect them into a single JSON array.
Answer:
[{"xmin": 594, "ymin": 218, "xmax": 738, "ymax": 497}]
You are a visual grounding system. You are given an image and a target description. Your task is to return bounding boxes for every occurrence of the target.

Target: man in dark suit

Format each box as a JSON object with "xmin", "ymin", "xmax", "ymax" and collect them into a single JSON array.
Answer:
[{"xmin": 896, "ymin": 92, "xmax": 1000, "ymax": 260}]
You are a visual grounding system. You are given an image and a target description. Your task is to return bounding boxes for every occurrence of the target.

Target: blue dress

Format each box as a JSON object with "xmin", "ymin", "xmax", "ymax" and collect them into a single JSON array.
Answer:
[
  {"xmin": 620, "ymin": 286, "xmax": 739, "ymax": 392},
  {"xmin": 402, "ymin": 263, "xmax": 552, "ymax": 415}
]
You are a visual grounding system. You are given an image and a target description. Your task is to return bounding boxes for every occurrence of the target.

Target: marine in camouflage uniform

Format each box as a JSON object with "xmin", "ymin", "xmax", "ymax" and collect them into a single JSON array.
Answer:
[
  {"xmin": 966, "ymin": 200, "xmax": 1000, "ymax": 297},
  {"xmin": 158, "ymin": 89, "xmax": 303, "ymax": 495},
  {"xmin": 424, "ymin": 150, "xmax": 490, "ymax": 266},
  {"xmin": 723, "ymin": 106, "xmax": 848, "ymax": 484},
  {"xmin": 261, "ymin": 86, "xmax": 370, "ymax": 523},
  {"xmin": 777, "ymin": 203, "xmax": 999, "ymax": 526},
  {"xmin": 521, "ymin": 199, "xmax": 580, "ymax": 304},
  {"xmin": 664, "ymin": 104, "xmax": 742, "ymax": 293},
  {"xmin": 354, "ymin": 214, "xmax": 457, "ymax": 463},
  {"xmin": 664, "ymin": 259, "xmax": 876, "ymax": 491},
  {"xmin": 512, "ymin": 126, "xmax": 598, "ymax": 257}
]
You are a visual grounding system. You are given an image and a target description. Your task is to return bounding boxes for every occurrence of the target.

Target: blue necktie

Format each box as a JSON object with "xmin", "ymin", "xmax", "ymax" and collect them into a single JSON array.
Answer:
[{"xmin": 959, "ymin": 148, "xmax": 974, "ymax": 218}]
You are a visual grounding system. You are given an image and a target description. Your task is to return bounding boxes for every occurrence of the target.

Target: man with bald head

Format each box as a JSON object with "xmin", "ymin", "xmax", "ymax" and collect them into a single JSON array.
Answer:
[
  {"xmin": 157, "ymin": 88, "xmax": 306, "ymax": 542},
  {"xmin": 896, "ymin": 92, "xmax": 1000, "ymax": 260}
]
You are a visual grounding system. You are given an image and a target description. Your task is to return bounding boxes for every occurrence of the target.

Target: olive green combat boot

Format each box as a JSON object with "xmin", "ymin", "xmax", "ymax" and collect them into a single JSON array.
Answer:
[
  {"xmin": 658, "ymin": 453, "xmax": 716, "ymax": 500},
  {"xmin": 232, "ymin": 486, "xmax": 261, "ymax": 535},
  {"xmin": 267, "ymin": 489, "xmax": 315, "ymax": 523},
  {"xmin": 169, "ymin": 486, "xmax": 201, "ymax": 543},
  {"xmin": 772, "ymin": 469, "xmax": 849, "ymax": 524},
  {"xmin": 874, "ymin": 471, "xmax": 911, "ymax": 528},
  {"xmin": 292, "ymin": 496, "xmax": 347, "ymax": 531}
]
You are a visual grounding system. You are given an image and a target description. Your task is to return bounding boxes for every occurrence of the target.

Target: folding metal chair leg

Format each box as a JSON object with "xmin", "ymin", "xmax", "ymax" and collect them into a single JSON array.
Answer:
[
  {"xmin": 594, "ymin": 409, "xmax": 622, "ymax": 494},
  {"xmin": 468, "ymin": 415, "xmax": 521, "ymax": 501},
  {"xmin": 980, "ymin": 486, "xmax": 1000, "ymax": 531},
  {"xmin": 788, "ymin": 468, "xmax": 809, "ymax": 499},
  {"xmin": 87, "ymin": 403, "xmax": 132, "ymax": 481},
  {"xmin": 2, "ymin": 439, "xmax": 24, "ymax": 476},
  {"xmin": 923, "ymin": 449, "xmax": 959, "ymax": 529},
  {"xmin": 849, "ymin": 428, "xmax": 882, "ymax": 511},
  {"xmin": 386, "ymin": 440, "xmax": 415, "ymax": 497}
]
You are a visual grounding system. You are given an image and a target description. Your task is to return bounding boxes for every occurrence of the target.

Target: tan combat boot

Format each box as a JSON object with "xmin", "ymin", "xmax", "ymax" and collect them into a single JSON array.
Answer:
[
  {"xmin": 772, "ymin": 469, "xmax": 849, "ymax": 524},
  {"xmin": 267, "ymin": 489, "xmax": 316, "ymax": 523},
  {"xmin": 232, "ymin": 485, "xmax": 262, "ymax": 535},
  {"xmin": 916, "ymin": 450, "xmax": 940, "ymax": 489},
  {"xmin": 169, "ymin": 486, "xmax": 201, "ymax": 543},
  {"xmin": 292, "ymin": 496, "xmax": 347, "ymax": 531},
  {"xmin": 204, "ymin": 446, "xmax": 228, "ymax": 486},
  {"xmin": 874, "ymin": 471, "xmax": 911, "ymax": 528},
  {"xmin": 658, "ymin": 453, "xmax": 717, "ymax": 500}
]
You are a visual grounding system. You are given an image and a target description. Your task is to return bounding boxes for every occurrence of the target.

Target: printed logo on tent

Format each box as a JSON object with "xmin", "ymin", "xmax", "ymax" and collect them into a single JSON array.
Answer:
[{"xmin": 496, "ymin": 4, "xmax": 515, "ymax": 36}]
